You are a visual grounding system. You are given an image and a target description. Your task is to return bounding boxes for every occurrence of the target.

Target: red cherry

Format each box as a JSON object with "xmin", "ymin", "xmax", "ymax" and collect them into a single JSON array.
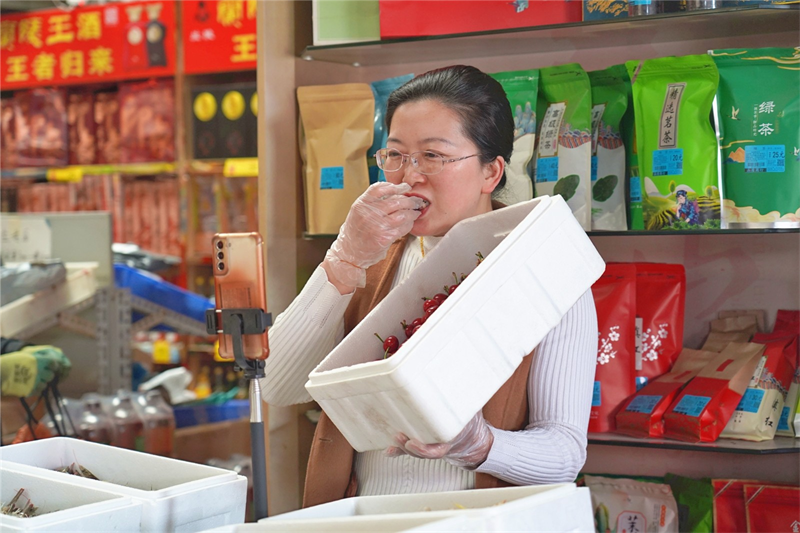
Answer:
[
  {"xmin": 411, "ymin": 317, "xmax": 425, "ymax": 329},
  {"xmin": 448, "ymin": 284, "xmax": 459, "ymax": 294},
  {"xmin": 432, "ymin": 293, "xmax": 448, "ymax": 305},
  {"xmin": 424, "ymin": 302, "xmax": 439, "ymax": 317},
  {"xmin": 423, "ymin": 299, "xmax": 439, "ymax": 315},
  {"xmin": 401, "ymin": 320, "xmax": 414, "ymax": 339},
  {"xmin": 374, "ymin": 333, "xmax": 399, "ymax": 355},
  {"xmin": 411, "ymin": 324, "xmax": 422, "ymax": 336}
]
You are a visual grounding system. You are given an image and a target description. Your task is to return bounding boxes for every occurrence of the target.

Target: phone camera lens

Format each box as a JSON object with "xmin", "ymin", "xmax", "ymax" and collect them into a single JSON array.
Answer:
[
  {"xmin": 216, "ymin": 240, "xmax": 224, "ymax": 250},
  {"xmin": 217, "ymin": 262, "xmax": 225, "ymax": 270},
  {"xmin": 217, "ymin": 252, "xmax": 224, "ymax": 260}
]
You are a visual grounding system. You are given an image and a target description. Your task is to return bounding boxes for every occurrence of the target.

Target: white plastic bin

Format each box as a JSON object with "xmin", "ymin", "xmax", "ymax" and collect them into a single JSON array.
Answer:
[
  {"xmin": 199, "ymin": 483, "xmax": 594, "ymax": 532},
  {"xmin": 0, "ymin": 438, "xmax": 246, "ymax": 533},
  {"xmin": 306, "ymin": 195, "xmax": 606, "ymax": 451},
  {"xmin": 0, "ymin": 466, "xmax": 142, "ymax": 532}
]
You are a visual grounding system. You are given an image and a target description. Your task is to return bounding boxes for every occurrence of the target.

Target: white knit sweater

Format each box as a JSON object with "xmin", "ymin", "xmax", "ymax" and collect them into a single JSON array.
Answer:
[{"xmin": 260, "ymin": 235, "xmax": 597, "ymax": 496}]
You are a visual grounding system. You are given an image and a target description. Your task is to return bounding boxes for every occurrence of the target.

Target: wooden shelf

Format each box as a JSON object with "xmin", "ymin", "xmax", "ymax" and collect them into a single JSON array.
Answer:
[
  {"xmin": 588, "ymin": 433, "xmax": 800, "ymax": 455},
  {"xmin": 301, "ymin": 5, "xmax": 799, "ymax": 67}
]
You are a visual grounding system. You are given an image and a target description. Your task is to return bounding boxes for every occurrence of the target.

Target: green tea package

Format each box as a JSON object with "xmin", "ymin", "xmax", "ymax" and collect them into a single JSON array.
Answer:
[
  {"xmin": 711, "ymin": 47, "xmax": 800, "ymax": 228},
  {"xmin": 490, "ymin": 69, "xmax": 539, "ymax": 206},
  {"xmin": 588, "ymin": 65, "xmax": 629, "ymax": 231},
  {"xmin": 535, "ymin": 63, "xmax": 593, "ymax": 230},
  {"xmin": 625, "ymin": 55, "xmax": 720, "ymax": 231},
  {"xmin": 621, "ymin": 78, "xmax": 643, "ymax": 230},
  {"xmin": 664, "ymin": 474, "xmax": 713, "ymax": 533},
  {"xmin": 298, "ymin": 83, "xmax": 373, "ymax": 235}
]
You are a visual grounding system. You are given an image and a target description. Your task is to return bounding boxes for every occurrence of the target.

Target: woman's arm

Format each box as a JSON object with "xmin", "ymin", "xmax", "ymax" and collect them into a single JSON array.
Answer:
[
  {"xmin": 476, "ymin": 289, "xmax": 597, "ymax": 484},
  {"xmin": 258, "ymin": 266, "xmax": 354, "ymax": 406}
]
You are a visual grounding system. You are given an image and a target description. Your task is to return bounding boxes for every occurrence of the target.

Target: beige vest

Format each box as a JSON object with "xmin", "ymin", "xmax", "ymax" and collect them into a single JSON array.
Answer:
[{"xmin": 303, "ymin": 205, "xmax": 534, "ymax": 508}]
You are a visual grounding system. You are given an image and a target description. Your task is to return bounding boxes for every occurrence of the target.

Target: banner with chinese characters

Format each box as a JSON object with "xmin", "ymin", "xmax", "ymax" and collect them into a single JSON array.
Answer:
[
  {"xmin": 181, "ymin": 0, "xmax": 257, "ymax": 75},
  {"xmin": 0, "ymin": 0, "xmax": 175, "ymax": 90}
]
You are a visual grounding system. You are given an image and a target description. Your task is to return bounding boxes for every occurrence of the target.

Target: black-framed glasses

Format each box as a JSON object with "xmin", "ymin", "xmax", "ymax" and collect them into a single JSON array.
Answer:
[{"xmin": 375, "ymin": 148, "xmax": 479, "ymax": 175}]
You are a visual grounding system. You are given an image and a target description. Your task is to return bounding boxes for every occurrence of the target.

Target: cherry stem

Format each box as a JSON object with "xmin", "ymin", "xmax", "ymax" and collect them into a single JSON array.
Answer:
[{"xmin": 374, "ymin": 332, "xmax": 385, "ymax": 343}]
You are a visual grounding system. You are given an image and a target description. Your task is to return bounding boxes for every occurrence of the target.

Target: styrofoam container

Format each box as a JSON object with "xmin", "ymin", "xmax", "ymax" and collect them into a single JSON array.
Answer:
[
  {"xmin": 0, "ymin": 466, "xmax": 142, "ymax": 532},
  {"xmin": 199, "ymin": 483, "xmax": 594, "ymax": 532},
  {"xmin": 306, "ymin": 195, "xmax": 606, "ymax": 451},
  {"xmin": 0, "ymin": 438, "xmax": 246, "ymax": 533}
]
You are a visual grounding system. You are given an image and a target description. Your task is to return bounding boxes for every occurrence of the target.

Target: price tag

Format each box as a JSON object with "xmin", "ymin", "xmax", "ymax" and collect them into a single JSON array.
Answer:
[
  {"xmin": 591, "ymin": 156, "xmax": 598, "ymax": 182},
  {"xmin": 652, "ymin": 148, "xmax": 683, "ymax": 176},
  {"xmin": 626, "ymin": 395, "xmax": 663, "ymax": 414},
  {"xmin": 223, "ymin": 158, "xmax": 259, "ymax": 177},
  {"xmin": 735, "ymin": 388, "xmax": 764, "ymax": 413},
  {"xmin": 320, "ymin": 166, "xmax": 344, "ymax": 190},
  {"xmin": 592, "ymin": 381, "xmax": 602, "ymax": 407},
  {"xmin": 672, "ymin": 394, "xmax": 711, "ymax": 417},
  {"xmin": 744, "ymin": 145, "xmax": 785, "ymax": 173},
  {"xmin": 47, "ymin": 167, "xmax": 84, "ymax": 183},
  {"xmin": 152, "ymin": 340, "xmax": 172, "ymax": 365},
  {"xmin": 535, "ymin": 157, "xmax": 559, "ymax": 183}
]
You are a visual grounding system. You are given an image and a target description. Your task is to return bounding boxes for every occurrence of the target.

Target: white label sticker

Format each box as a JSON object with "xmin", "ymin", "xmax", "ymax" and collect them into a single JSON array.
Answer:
[
  {"xmin": 635, "ymin": 316, "xmax": 643, "ymax": 371},
  {"xmin": 538, "ymin": 102, "xmax": 566, "ymax": 158}
]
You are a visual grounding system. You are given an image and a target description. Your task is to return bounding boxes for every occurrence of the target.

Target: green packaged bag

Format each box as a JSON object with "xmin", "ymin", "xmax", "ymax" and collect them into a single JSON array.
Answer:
[
  {"xmin": 665, "ymin": 473, "xmax": 713, "ymax": 533},
  {"xmin": 490, "ymin": 69, "xmax": 539, "ymax": 206},
  {"xmin": 589, "ymin": 65, "xmax": 630, "ymax": 231},
  {"xmin": 711, "ymin": 47, "xmax": 800, "ymax": 228},
  {"xmin": 535, "ymin": 63, "xmax": 593, "ymax": 230},
  {"xmin": 621, "ymin": 73, "xmax": 643, "ymax": 230},
  {"xmin": 626, "ymin": 55, "xmax": 720, "ymax": 231}
]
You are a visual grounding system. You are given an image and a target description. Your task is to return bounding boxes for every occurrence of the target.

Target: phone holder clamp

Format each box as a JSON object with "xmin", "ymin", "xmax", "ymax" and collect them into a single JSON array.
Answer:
[{"xmin": 205, "ymin": 308, "xmax": 272, "ymax": 379}]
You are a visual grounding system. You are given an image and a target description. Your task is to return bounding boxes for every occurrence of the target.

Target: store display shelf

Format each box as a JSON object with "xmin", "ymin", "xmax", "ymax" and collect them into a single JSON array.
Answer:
[
  {"xmin": 588, "ymin": 432, "xmax": 800, "ymax": 455},
  {"xmin": 188, "ymin": 158, "xmax": 259, "ymax": 177},
  {"xmin": 300, "ymin": 5, "xmax": 798, "ymax": 67},
  {"xmin": 1, "ymin": 162, "xmax": 178, "ymax": 180}
]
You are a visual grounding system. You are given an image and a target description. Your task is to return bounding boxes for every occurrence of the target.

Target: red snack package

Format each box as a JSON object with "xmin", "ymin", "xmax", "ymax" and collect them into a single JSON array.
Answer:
[
  {"xmin": 634, "ymin": 263, "xmax": 686, "ymax": 387},
  {"xmin": 616, "ymin": 348, "xmax": 717, "ymax": 438},
  {"xmin": 95, "ymin": 91, "xmax": 121, "ymax": 164},
  {"xmin": 589, "ymin": 264, "xmax": 637, "ymax": 433},
  {"xmin": 68, "ymin": 91, "xmax": 97, "ymax": 166},
  {"xmin": 119, "ymin": 79, "xmax": 175, "ymax": 163},
  {"xmin": 663, "ymin": 342, "xmax": 765, "ymax": 442},
  {"xmin": 1, "ymin": 96, "xmax": 19, "ymax": 169},
  {"xmin": 15, "ymin": 88, "xmax": 69, "ymax": 167},
  {"xmin": 744, "ymin": 484, "xmax": 800, "ymax": 533},
  {"xmin": 713, "ymin": 479, "xmax": 750, "ymax": 533},
  {"xmin": 774, "ymin": 310, "xmax": 800, "ymax": 335}
]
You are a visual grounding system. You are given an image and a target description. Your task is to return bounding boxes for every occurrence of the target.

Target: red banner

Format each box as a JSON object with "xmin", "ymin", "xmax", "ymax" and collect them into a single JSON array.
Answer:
[
  {"xmin": 0, "ymin": 1, "xmax": 175, "ymax": 90},
  {"xmin": 181, "ymin": 1, "xmax": 257, "ymax": 75}
]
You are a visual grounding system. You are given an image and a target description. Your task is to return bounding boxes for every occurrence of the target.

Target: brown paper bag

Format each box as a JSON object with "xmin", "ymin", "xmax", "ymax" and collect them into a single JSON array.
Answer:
[
  {"xmin": 718, "ymin": 309, "xmax": 767, "ymax": 333},
  {"xmin": 702, "ymin": 316, "xmax": 758, "ymax": 352},
  {"xmin": 298, "ymin": 83, "xmax": 373, "ymax": 235}
]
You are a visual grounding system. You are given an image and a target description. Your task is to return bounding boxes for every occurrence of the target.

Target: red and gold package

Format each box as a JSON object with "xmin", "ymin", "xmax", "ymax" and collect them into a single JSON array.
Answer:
[
  {"xmin": 663, "ymin": 342, "xmax": 765, "ymax": 442},
  {"xmin": 713, "ymin": 479, "xmax": 750, "ymax": 533},
  {"xmin": 68, "ymin": 91, "xmax": 97, "ymax": 165},
  {"xmin": 15, "ymin": 88, "xmax": 69, "ymax": 167},
  {"xmin": 775, "ymin": 310, "xmax": 800, "ymax": 335},
  {"xmin": 95, "ymin": 91, "xmax": 121, "ymax": 164},
  {"xmin": 1, "ymin": 97, "xmax": 19, "ymax": 169},
  {"xmin": 634, "ymin": 263, "xmax": 686, "ymax": 387},
  {"xmin": 119, "ymin": 80, "xmax": 175, "ymax": 163},
  {"xmin": 744, "ymin": 484, "xmax": 800, "ymax": 533},
  {"xmin": 589, "ymin": 263, "xmax": 637, "ymax": 433},
  {"xmin": 616, "ymin": 348, "xmax": 718, "ymax": 438}
]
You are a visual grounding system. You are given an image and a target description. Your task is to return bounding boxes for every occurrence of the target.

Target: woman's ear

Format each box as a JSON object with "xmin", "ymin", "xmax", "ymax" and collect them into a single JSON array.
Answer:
[{"xmin": 481, "ymin": 156, "xmax": 505, "ymax": 194}]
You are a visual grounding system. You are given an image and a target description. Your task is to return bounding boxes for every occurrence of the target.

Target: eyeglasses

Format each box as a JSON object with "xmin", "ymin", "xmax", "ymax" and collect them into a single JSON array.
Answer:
[{"xmin": 375, "ymin": 148, "xmax": 480, "ymax": 176}]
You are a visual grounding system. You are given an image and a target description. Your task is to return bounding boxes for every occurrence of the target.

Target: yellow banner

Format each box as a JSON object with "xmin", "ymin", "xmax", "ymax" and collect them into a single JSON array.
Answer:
[
  {"xmin": 223, "ymin": 158, "xmax": 259, "ymax": 177},
  {"xmin": 46, "ymin": 166, "xmax": 83, "ymax": 182}
]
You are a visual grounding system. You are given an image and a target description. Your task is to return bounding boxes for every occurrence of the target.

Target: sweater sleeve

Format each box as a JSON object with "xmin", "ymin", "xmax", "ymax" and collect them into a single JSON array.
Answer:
[
  {"xmin": 259, "ymin": 266, "xmax": 354, "ymax": 406},
  {"xmin": 476, "ymin": 289, "xmax": 597, "ymax": 484}
]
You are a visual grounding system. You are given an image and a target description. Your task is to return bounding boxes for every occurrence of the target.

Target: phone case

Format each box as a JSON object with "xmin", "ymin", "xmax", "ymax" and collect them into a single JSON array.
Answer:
[{"xmin": 213, "ymin": 232, "xmax": 269, "ymax": 360}]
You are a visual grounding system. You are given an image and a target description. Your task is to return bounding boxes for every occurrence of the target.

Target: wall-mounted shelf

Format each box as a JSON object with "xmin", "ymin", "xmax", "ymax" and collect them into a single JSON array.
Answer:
[
  {"xmin": 300, "ymin": 5, "xmax": 799, "ymax": 67},
  {"xmin": 588, "ymin": 432, "xmax": 800, "ymax": 455},
  {"xmin": 0, "ymin": 162, "xmax": 178, "ymax": 180}
]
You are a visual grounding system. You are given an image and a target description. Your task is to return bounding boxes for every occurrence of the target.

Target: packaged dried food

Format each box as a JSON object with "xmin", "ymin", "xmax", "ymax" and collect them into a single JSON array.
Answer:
[
  {"xmin": 15, "ymin": 88, "xmax": 69, "ymax": 168},
  {"xmin": 67, "ymin": 91, "xmax": 97, "ymax": 166},
  {"xmin": 119, "ymin": 80, "xmax": 175, "ymax": 163}
]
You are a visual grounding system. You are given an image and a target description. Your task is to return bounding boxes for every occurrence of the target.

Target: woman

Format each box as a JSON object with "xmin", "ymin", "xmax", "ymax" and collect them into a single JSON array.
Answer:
[{"xmin": 260, "ymin": 65, "xmax": 597, "ymax": 507}]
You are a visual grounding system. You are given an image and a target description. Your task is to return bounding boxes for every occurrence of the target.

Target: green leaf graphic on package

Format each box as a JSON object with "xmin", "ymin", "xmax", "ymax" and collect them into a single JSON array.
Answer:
[
  {"xmin": 593, "ymin": 175, "xmax": 618, "ymax": 202},
  {"xmin": 554, "ymin": 175, "xmax": 580, "ymax": 201}
]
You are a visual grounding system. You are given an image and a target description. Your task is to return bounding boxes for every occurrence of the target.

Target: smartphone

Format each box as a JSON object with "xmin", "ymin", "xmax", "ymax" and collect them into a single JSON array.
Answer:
[{"xmin": 212, "ymin": 232, "xmax": 270, "ymax": 360}]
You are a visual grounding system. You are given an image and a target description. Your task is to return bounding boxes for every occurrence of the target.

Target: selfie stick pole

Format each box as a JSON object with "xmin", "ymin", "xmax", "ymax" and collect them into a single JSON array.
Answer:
[{"xmin": 206, "ymin": 308, "xmax": 272, "ymax": 521}]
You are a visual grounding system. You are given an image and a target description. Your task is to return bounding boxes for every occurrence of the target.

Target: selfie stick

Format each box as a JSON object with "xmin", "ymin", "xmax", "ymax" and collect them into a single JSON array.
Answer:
[{"xmin": 206, "ymin": 308, "xmax": 272, "ymax": 521}]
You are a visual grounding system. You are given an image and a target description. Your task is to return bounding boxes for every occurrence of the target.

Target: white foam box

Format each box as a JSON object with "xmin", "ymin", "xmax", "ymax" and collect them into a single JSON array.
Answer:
[
  {"xmin": 0, "ymin": 438, "xmax": 247, "ymax": 533},
  {"xmin": 198, "ymin": 483, "xmax": 594, "ymax": 532},
  {"xmin": 0, "ymin": 466, "xmax": 142, "ymax": 532},
  {"xmin": 305, "ymin": 195, "xmax": 606, "ymax": 451}
]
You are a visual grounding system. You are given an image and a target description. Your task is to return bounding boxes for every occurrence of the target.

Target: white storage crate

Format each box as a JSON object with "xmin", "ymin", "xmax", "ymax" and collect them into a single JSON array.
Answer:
[
  {"xmin": 306, "ymin": 195, "xmax": 605, "ymax": 451},
  {"xmin": 200, "ymin": 483, "xmax": 594, "ymax": 532},
  {"xmin": 0, "ymin": 438, "xmax": 247, "ymax": 533},
  {"xmin": 0, "ymin": 466, "xmax": 142, "ymax": 532}
]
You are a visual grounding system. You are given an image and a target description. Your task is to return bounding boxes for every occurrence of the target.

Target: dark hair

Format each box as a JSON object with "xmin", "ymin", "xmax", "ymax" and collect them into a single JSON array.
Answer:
[{"xmin": 385, "ymin": 65, "xmax": 513, "ymax": 191}]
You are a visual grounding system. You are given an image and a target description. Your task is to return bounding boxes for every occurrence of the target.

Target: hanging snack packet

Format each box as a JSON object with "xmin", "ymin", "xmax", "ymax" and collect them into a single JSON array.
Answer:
[
  {"xmin": 626, "ymin": 55, "xmax": 720, "ymax": 231},
  {"xmin": 744, "ymin": 485, "xmax": 800, "ymax": 533},
  {"xmin": 720, "ymin": 332, "xmax": 797, "ymax": 441},
  {"xmin": 711, "ymin": 47, "xmax": 800, "ymax": 229},
  {"xmin": 712, "ymin": 480, "xmax": 749, "ymax": 533},
  {"xmin": 589, "ymin": 264, "xmax": 637, "ymax": 433},
  {"xmin": 490, "ymin": 69, "xmax": 539, "ymax": 206},
  {"xmin": 535, "ymin": 63, "xmax": 593, "ymax": 230},
  {"xmin": 298, "ymin": 83, "xmax": 374, "ymax": 235},
  {"xmin": 718, "ymin": 309, "xmax": 767, "ymax": 333},
  {"xmin": 664, "ymin": 474, "xmax": 713, "ymax": 533},
  {"xmin": 368, "ymin": 74, "xmax": 414, "ymax": 184},
  {"xmin": 617, "ymin": 348, "xmax": 717, "ymax": 438},
  {"xmin": 663, "ymin": 342, "xmax": 766, "ymax": 442},
  {"xmin": 585, "ymin": 475, "xmax": 679, "ymax": 533},
  {"xmin": 634, "ymin": 263, "xmax": 686, "ymax": 387},
  {"xmin": 588, "ymin": 65, "xmax": 629, "ymax": 231},
  {"xmin": 701, "ymin": 315, "xmax": 758, "ymax": 352}
]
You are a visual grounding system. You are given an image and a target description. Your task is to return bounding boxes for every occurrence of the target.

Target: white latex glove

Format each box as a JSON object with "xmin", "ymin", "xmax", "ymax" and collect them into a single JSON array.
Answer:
[
  {"xmin": 384, "ymin": 412, "xmax": 494, "ymax": 470},
  {"xmin": 325, "ymin": 182, "xmax": 423, "ymax": 288}
]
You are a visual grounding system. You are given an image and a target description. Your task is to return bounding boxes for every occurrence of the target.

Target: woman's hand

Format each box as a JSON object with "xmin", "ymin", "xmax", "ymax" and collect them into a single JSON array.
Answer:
[
  {"xmin": 324, "ymin": 182, "xmax": 423, "ymax": 291},
  {"xmin": 384, "ymin": 412, "xmax": 494, "ymax": 470}
]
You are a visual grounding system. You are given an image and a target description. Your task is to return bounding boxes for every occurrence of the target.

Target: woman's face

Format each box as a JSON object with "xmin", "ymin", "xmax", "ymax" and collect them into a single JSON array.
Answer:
[{"xmin": 385, "ymin": 99, "xmax": 503, "ymax": 237}]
